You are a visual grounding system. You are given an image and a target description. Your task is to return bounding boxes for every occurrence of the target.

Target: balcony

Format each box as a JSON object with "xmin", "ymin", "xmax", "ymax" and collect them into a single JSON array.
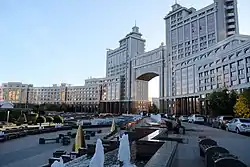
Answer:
[
  {"xmin": 226, "ymin": 5, "xmax": 234, "ymax": 10},
  {"xmin": 227, "ymin": 31, "xmax": 235, "ymax": 36},
  {"xmin": 228, "ymin": 24, "xmax": 235, "ymax": 29},
  {"xmin": 227, "ymin": 19, "xmax": 235, "ymax": 23},
  {"xmin": 227, "ymin": 13, "xmax": 235, "ymax": 17}
]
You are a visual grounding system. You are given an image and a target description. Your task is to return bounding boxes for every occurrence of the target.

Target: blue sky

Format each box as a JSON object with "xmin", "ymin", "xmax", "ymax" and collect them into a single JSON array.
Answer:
[{"xmin": 0, "ymin": 0, "xmax": 249, "ymax": 98}]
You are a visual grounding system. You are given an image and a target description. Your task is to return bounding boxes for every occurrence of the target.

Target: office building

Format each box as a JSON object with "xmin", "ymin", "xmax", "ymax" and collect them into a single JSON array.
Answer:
[
  {"xmin": 104, "ymin": 0, "xmax": 250, "ymax": 115},
  {"xmin": 1, "ymin": 75, "xmax": 122, "ymax": 112},
  {"xmin": 106, "ymin": 26, "xmax": 149, "ymax": 109},
  {"xmin": 1, "ymin": 82, "xmax": 32, "ymax": 104},
  {"xmin": 28, "ymin": 83, "xmax": 68, "ymax": 105}
]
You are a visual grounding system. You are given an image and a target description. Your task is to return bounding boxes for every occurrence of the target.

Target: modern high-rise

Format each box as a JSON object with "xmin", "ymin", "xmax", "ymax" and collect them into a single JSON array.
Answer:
[
  {"xmin": 104, "ymin": 0, "xmax": 250, "ymax": 114},
  {"xmin": 106, "ymin": 26, "xmax": 149, "ymax": 102},
  {"xmin": 162, "ymin": 0, "xmax": 250, "ymax": 115},
  {"xmin": 164, "ymin": 0, "xmax": 240, "ymax": 98}
]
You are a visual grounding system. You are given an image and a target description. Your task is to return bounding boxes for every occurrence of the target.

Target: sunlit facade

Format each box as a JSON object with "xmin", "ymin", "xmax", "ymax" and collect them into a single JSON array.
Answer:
[{"xmin": 1, "ymin": 82, "xmax": 31, "ymax": 104}]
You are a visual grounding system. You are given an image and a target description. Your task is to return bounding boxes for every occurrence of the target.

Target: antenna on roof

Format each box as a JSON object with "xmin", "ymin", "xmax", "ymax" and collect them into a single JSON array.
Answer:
[
  {"xmin": 175, "ymin": 0, "xmax": 177, "ymax": 4},
  {"xmin": 135, "ymin": 20, "xmax": 137, "ymax": 27}
]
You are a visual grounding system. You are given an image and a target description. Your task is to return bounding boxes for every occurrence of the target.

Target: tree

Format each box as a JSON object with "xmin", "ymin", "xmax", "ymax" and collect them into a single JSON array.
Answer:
[
  {"xmin": 234, "ymin": 88, "xmax": 250, "ymax": 118},
  {"xmin": 207, "ymin": 88, "xmax": 237, "ymax": 116},
  {"xmin": 53, "ymin": 115, "xmax": 63, "ymax": 124},
  {"xmin": 234, "ymin": 95, "xmax": 250, "ymax": 118},
  {"xmin": 46, "ymin": 116, "xmax": 54, "ymax": 126},
  {"xmin": 149, "ymin": 104, "xmax": 159, "ymax": 114},
  {"xmin": 36, "ymin": 116, "xmax": 46, "ymax": 126}
]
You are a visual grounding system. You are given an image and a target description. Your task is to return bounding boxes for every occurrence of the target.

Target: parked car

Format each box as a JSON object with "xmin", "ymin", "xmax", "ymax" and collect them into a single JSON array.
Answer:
[
  {"xmin": 188, "ymin": 114, "xmax": 205, "ymax": 123},
  {"xmin": 226, "ymin": 118, "xmax": 250, "ymax": 134},
  {"xmin": 212, "ymin": 116, "xmax": 234, "ymax": 129},
  {"xmin": 179, "ymin": 115, "xmax": 188, "ymax": 122}
]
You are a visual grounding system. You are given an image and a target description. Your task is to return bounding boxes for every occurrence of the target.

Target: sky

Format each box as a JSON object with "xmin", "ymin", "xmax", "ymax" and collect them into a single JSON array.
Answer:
[{"xmin": 0, "ymin": 0, "xmax": 250, "ymax": 98}]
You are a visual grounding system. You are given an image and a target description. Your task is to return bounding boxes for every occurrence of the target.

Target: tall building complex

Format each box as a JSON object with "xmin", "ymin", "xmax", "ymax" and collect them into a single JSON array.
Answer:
[
  {"xmin": 106, "ymin": 26, "xmax": 149, "ymax": 102},
  {"xmin": 3, "ymin": 0, "xmax": 249, "ymax": 115},
  {"xmin": 105, "ymin": 0, "xmax": 250, "ymax": 115}
]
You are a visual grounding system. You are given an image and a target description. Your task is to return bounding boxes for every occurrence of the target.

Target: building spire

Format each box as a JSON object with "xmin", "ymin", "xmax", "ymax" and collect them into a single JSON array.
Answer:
[
  {"xmin": 175, "ymin": 0, "xmax": 177, "ymax": 4},
  {"xmin": 135, "ymin": 20, "xmax": 137, "ymax": 27}
]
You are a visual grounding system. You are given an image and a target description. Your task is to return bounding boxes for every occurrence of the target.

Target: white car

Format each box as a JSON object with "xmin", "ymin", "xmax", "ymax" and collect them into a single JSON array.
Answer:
[
  {"xmin": 188, "ymin": 114, "xmax": 205, "ymax": 123},
  {"xmin": 179, "ymin": 115, "xmax": 188, "ymax": 122},
  {"xmin": 226, "ymin": 118, "xmax": 250, "ymax": 134}
]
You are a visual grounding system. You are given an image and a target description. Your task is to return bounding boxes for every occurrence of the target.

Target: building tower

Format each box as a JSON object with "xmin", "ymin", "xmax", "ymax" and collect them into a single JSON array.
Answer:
[{"xmin": 106, "ymin": 25, "xmax": 146, "ymax": 112}]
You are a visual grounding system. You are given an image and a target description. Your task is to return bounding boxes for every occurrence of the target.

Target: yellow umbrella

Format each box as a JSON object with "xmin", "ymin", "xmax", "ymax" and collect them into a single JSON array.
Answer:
[{"xmin": 74, "ymin": 125, "xmax": 86, "ymax": 152}]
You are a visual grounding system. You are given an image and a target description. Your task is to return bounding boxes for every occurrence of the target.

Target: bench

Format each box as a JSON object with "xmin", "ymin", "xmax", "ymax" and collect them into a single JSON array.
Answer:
[
  {"xmin": 53, "ymin": 150, "xmax": 67, "ymax": 158},
  {"xmin": 0, "ymin": 136, "xmax": 5, "ymax": 142},
  {"xmin": 85, "ymin": 134, "xmax": 90, "ymax": 140},
  {"xmin": 6, "ymin": 133, "xmax": 19, "ymax": 140},
  {"xmin": 199, "ymin": 138, "xmax": 217, "ymax": 157},
  {"xmin": 39, "ymin": 137, "xmax": 60, "ymax": 144},
  {"xmin": 62, "ymin": 136, "xmax": 71, "ymax": 145},
  {"xmin": 213, "ymin": 154, "xmax": 247, "ymax": 167},
  {"xmin": 48, "ymin": 157, "xmax": 61, "ymax": 166},
  {"xmin": 61, "ymin": 154, "xmax": 71, "ymax": 163},
  {"xmin": 205, "ymin": 146, "xmax": 229, "ymax": 167}
]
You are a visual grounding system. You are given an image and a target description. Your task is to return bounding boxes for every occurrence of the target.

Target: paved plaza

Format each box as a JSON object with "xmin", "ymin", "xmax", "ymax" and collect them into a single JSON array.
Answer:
[
  {"xmin": 173, "ymin": 122, "xmax": 250, "ymax": 167},
  {"xmin": 0, "ymin": 127, "xmax": 110, "ymax": 167}
]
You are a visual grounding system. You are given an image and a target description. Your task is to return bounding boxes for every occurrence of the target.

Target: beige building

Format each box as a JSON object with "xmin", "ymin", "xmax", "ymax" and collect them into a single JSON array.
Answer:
[
  {"xmin": 28, "ymin": 83, "xmax": 68, "ymax": 105},
  {"xmin": 1, "ymin": 75, "xmax": 121, "ymax": 107},
  {"xmin": 66, "ymin": 84, "xmax": 101, "ymax": 105},
  {"xmin": 85, "ymin": 76, "xmax": 121, "ymax": 102},
  {"xmin": 1, "ymin": 82, "xmax": 31, "ymax": 104}
]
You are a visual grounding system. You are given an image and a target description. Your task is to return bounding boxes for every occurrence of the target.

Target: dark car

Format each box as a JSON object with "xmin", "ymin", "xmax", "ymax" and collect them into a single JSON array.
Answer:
[{"xmin": 212, "ymin": 116, "xmax": 234, "ymax": 129}]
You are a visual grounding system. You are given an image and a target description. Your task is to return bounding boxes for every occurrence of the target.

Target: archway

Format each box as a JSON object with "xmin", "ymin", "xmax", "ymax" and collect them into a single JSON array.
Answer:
[{"xmin": 135, "ymin": 72, "xmax": 160, "ymax": 113}]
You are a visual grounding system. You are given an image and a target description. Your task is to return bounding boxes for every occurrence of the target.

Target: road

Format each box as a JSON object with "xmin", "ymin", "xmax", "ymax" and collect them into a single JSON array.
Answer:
[
  {"xmin": 0, "ymin": 127, "xmax": 110, "ymax": 167},
  {"xmin": 173, "ymin": 122, "xmax": 250, "ymax": 167}
]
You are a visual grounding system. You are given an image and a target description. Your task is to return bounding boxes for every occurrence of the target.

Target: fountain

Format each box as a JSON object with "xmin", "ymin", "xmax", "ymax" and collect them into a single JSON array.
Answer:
[
  {"xmin": 118, "ymin": 134, "xmax": 136, "ymax": 167},
  {"xmin": 89, "ymin": 139, "xmax": 105, "ymax": 167},
  {"xmin": 51, "ymin": 157, "xmax": 64, "ymax": 167}
]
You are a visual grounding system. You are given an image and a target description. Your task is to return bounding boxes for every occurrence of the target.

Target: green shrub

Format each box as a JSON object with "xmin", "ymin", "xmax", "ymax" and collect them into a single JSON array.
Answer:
[
  {"xmin": 36, "ymin": 116, "xmax": 46, "ymax": 126},
  {"xmin": 17, "ymin": 113, "xmax": 27, "ymax": 124},
  {"xmin": 27, "ymin": 113, "xmax": 38, "ymax": 123},
  {"xmin": 46, "ymin": 116, "xmax": 54, "ymax": 125},
  {"xmin": 53, "ymin": 115, "xmax": 63, "ymax": 124}
]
